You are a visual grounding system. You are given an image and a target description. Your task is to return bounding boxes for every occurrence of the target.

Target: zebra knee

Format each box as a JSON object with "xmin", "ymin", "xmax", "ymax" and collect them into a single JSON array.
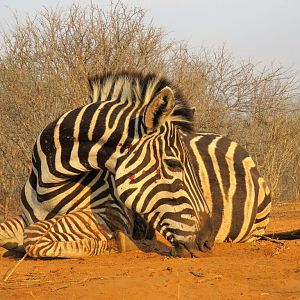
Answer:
[{"xmin": 0, "ymin": 215, "xmax": 26, "ymax": 250}]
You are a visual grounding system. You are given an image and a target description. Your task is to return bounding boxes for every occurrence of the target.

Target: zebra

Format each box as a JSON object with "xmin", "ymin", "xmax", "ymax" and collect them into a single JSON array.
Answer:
[
  {"xmin": 113, "ymin": 129, "xmax": 271, "ymax": 245},
  {"xmin": 0, "ymin": 72, "xmax": 214, "ymax": 258},
  {"xmin": 1, "ymin": 130, "xmax": 271, "ymax": 257}
]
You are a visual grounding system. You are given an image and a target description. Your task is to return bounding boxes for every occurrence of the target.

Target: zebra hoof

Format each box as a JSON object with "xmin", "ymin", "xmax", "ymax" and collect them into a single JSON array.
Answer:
[
  {"xmin": 170, "ymin": 239, "xmax": 213, "ymax": 258},
  {"xmin": 0, "ymin": 245, "xmax": 25, "ymax": 257},
  {"xmin": 171, "ymin": 246, "xmax": 211, "ymax": 258},
  {"xmin": 115, "ymin": 231, "xmax": 139, "ymax": 253}
]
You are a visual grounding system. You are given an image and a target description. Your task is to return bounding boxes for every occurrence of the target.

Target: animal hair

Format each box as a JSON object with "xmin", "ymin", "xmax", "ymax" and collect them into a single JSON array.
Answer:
[{"xmin": 88, "ymin": 71, "xmax": 194, "ymax": 133}]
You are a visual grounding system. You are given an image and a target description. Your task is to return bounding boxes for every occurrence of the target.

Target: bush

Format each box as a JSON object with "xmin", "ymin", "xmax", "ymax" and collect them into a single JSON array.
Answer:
[{"xmin": 0, "ymin": 2, "xmax": 299, "ymax": 217}]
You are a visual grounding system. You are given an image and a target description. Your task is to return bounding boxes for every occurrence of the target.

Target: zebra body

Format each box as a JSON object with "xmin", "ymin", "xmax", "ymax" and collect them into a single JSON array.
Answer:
[
  {"xmin": 1, "ymin": 72, "xmax": 213, "ymax": 258},
  {"xmin": 186, "ymin": 132, "xmax": 271, "ymax": 243}
]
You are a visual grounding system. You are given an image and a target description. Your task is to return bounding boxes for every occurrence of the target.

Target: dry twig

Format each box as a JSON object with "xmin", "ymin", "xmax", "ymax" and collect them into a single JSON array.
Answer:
[{"xmin": 2, "ymin": 215, "xmax": 64, "ymax": 282}]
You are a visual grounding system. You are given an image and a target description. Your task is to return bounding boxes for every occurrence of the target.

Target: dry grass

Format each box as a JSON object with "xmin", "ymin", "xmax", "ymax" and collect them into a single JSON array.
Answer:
[{"xmin": 0, "ymin": 2, "xmax": 299, "ymax": 218}]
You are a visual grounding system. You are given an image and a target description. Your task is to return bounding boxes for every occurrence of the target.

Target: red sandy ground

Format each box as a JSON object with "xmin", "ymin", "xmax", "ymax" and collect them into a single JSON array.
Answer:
[{"xmin": 0, "ymin": 203, "xmax": 299, "ymax": 300}]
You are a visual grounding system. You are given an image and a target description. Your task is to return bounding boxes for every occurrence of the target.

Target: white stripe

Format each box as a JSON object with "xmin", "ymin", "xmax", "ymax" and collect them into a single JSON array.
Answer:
[
  {"xmin": 23, "ymin": 180, "xmax": 49, "ymax": 223},
  {"xmin": 215, "ymin": 141, "xmax": 237, "ymax": 242},
  {"xmin": 37, "ymin": 112, "xmax": 76, "ymax": 185},
  {"xmin": 69, "ymin": 105, "xmax": 90, "ymax": 171},
  {"xmin": 150, "ymin": 203, "xmax": 197, "ymax": 230},
  {"xmin": 234, "ymin": 156, "xmax": 256, "ymax": 242},
  {"xmin": 190, "ymin": 136, "xmax": 213, "ymax": 213}
]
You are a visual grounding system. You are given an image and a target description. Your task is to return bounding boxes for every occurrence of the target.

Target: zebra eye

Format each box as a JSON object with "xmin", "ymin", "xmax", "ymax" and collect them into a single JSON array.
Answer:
[{"xmin": 165, "ymin": 159, "xmax": 183, "ymax": 171}]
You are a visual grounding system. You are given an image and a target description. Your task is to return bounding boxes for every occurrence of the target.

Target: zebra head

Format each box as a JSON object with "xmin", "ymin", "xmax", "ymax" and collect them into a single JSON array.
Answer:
[{"xmin": 89, "ymin": 72, "xmax": 214, "ymax": 257}]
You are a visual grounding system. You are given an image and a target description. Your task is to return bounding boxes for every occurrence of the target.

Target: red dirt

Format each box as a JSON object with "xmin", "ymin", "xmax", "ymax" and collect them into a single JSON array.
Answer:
[{"xmin": 1, "ymin": 203, "xmax": 300, "ymax": 300}]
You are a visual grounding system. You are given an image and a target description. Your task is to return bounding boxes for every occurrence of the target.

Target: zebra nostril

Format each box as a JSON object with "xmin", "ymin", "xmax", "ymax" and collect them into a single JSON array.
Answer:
[
  {"xmin": 198, "ymin": 239, "xmax": 212, "ymax": 252},
  {"xmin": 195, "ymin": 212, "xmax": 215, "ymax": 252},
  {"xmin": 202, "ymin": 239, "xmax": 214, "ymax": 252},
  {"xmin": 204, "ymin": 239, "xmax": 213, "ymax": 251}
]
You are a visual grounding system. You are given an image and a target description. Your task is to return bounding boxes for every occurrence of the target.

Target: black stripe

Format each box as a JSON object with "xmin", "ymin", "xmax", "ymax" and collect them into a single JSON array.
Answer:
[
  {"xmin": 227, "ymin": 147, "xmax": 248, "ymax": 240},
  {"xmin": 59, "ymin": 108, "xmax": 82, "ymax": 174},
  {"xmin": 142, "ymin": 196, "xmax": 194, "ymax": 217},
  {"xmin": 255, "ymin": 213, "xmax": 270, "ymax": 224},
  {"xmin": 215, "ymin": 138, "xmax": 231, "ymax": 196},
  {"xmin": 196, "ymin": 135, "xmax": 224, "ymax": 236},
  {"xmin": 21, "ymin": 187, "xmax": 38, "ymax": 223},
  {"xmin": 44, "ymin": 171, "xmax": 102, "ymax": 219},
  {"xmin": 257, "ymin": 192, "xmax": 271, "ymax": 213}
]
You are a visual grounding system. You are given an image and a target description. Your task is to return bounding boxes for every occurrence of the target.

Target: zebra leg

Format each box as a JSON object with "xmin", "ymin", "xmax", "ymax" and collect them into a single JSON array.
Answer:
[
  {"xmin": 23, "ymin": 211, "xmax": 138, "ymax": 258},
  {"xmin": 0, "ymin": 215, "xmax": 26, "ymax": 252}
]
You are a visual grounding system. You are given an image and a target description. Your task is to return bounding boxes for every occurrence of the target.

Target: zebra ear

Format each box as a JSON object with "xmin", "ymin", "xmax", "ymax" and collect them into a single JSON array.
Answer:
[
  {"xmin": 144, "ymin": 87, "xmax": 175, "ymax": 130},
  {"xmin": 191, "ymin": 107, "xmax": 196, "ymax": 116},
  {"xmin": 190, "ymin": 106, "xmax": 196, "ymax": 118}
]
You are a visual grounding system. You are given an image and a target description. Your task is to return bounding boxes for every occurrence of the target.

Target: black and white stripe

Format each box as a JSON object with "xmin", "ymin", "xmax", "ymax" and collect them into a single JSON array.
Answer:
[
  {"xmin": 1, "ymin": 72, "xmax": 213, "ymax": 258},
  {"xmin": 185, "ymin": 132, "xmax": 271, "ymax": 243},
  {"xmin": 114, "ymin": 130, "xmax": 271, "ymax": 245},
  {"xmin": 0, "ymin": 72, "xmax": 272, "ymax": 258},
  {"xmin": 114, "ymin": 123, "xmax": 213, "ymax": 254}
]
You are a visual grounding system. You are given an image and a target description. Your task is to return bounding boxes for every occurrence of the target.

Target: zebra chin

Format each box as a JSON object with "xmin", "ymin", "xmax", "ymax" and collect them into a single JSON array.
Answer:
[{"xmin": 170, "ymin": 212, "xmax": 215, "ymax": 258}]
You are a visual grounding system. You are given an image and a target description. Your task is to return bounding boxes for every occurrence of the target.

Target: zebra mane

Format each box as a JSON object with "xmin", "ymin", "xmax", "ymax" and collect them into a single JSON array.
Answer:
[{"xmin": 88, "ymin": 71, "xmax": 194, "ymax": 132}]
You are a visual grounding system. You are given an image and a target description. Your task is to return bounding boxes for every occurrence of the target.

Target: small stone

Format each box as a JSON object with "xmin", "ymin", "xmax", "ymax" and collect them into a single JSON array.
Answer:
[
  {"xmin": 294, "ymin": 268, "xmax": 300, "ymax": 273},
  {"xmin": 190, "ymin": 271, "xmax": 204, "ymax": 278}
]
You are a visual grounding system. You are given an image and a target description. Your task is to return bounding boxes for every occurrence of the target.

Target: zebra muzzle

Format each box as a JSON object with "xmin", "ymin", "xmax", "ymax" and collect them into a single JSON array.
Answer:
[
  {"xmin": 170, "ymin": 212, "xmax": 215, "ymax": 258},
  {"xmin": 195, "ymin": 212, "xmax": 215, "ymax": 253}
]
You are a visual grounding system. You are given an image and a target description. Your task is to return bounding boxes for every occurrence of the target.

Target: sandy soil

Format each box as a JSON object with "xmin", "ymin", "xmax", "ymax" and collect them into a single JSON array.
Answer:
[{"xmin": 0, "ymin": 203, "xmax": 299, "ymax": 300}]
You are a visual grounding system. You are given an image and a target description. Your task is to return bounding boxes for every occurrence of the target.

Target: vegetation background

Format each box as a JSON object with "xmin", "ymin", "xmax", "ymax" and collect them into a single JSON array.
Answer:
[{"xmin": 0, "ymin": 2, "xmax": 299, "ymax": 218}]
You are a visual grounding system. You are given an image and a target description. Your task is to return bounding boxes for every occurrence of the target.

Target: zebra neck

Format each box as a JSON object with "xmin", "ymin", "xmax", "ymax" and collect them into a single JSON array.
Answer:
[{"xmin": 33, "ymin": 103, "xmax": 141, "ymax": 185}]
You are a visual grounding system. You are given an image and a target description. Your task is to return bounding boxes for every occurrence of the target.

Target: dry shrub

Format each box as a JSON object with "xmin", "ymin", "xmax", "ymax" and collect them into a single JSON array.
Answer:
[
  {"xmin": 169, "ymin": 47, "xmax": 300, "ymax": 200},
  {"xmin": 0, "ymin": 2, "xmax": 299, "ymax": 217}
]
